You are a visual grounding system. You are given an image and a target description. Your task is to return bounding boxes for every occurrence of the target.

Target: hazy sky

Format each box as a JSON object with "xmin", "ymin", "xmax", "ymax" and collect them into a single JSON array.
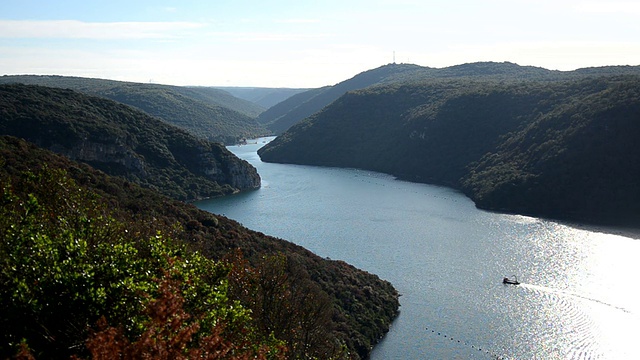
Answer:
[{"xmin": 1, "ymin": 0, "xmax": 639, "ymax": 87}]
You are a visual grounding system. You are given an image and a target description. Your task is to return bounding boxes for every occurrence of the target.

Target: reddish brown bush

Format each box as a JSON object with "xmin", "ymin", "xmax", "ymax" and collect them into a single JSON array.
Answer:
[{"xmin": 82, "ymin": 272, "xmax": 286, "ymax": 360}]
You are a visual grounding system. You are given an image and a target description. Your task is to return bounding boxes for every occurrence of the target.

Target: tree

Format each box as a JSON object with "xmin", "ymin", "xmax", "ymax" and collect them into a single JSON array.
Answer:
[
  {"xmin": 225, "ymin": 250, "xmax": 345, "ymax": 359},
  {"xmin": 0, "ymin": 166, "xmax": 283, "ymax": 359}
]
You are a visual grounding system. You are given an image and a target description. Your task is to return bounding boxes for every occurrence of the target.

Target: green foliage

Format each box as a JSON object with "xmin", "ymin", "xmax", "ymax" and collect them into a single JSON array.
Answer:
[
  {"xmin": 0, "ymin": 84, "xmax": 261, "ymax": 201},
  {"xmin": 257, "ymin": 63, "xmax": 428, "ymax": 135},
  {"xmin": 0, "ymin": 75, "xmax": 269, "ymax": 144},
  {"xmin": 257, "ymin": 62, "xmax": 640, "ymax": 135},
  {"xmin": 259, "ymin": 75, "xmax": 640, "ymax": 225},
  {"xmin": 0, "ymin": 136, "xmax": 400, "ymax": 359},
  {"xmin": 101, "ymin": 85, "xmax": 268, "ymax": 144},
  {"xmin": 81, "ymin": 274, "xmax": 286, "ymax": 360},
  {"xmin": 225, "ymin": 250, "xmax": 342, "ymax": 359},
  {"xmin": 0, "ymin": 166, "xmax": 270, "ymax": 358},
  {"xmin": 462, "ymin": 77, "xmax": 640, "ymax": 224}
]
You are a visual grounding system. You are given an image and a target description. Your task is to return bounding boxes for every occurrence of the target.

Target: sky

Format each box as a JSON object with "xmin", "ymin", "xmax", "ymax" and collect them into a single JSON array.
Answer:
[{"xmin": 1, "ymin": 0, "xmax": 639, "ymax": 88}]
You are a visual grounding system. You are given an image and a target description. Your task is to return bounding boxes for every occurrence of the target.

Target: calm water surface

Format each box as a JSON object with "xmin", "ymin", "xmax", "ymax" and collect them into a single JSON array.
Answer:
[{"xmin": 197, "ymin": 137, "xmax": 640, "ymax": 359}]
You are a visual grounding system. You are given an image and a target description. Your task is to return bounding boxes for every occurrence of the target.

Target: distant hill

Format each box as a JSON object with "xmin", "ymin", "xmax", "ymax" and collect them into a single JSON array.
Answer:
[
  {"xmin": 257, "ymin": 63, "xmax": 427, "ymax": 134},
  {"xmin": 0, "ymin": 75, "xmax": 268, "ymax": 144},
  {"xmin": 257, "ymin": 62, "xmax": 640, "ymax": 135},
  {"xmin": 215, "ymin": 86, "xmax": 309, "ymax": 108},
  {"xmin": 0, "ymin": 84, "xmax": 260, "ymax": 201},
  {"xmin": 258, "ymin": 75, "xmax": 640, "ymax": 226},
  {"xmin": 0, "ymin": 135, "xmax": 399, "ymax": 359},
  {"xmin": 173, "ymin": 86, "xmax": 265, "ymax": 117},
  {"xmin": 256, "ymin": 86, "xmax": 329, "ymax": 134}
]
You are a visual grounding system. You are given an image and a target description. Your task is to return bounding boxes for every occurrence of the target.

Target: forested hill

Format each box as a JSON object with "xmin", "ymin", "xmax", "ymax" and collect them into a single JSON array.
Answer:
[
  {"xmin": 0, "ymin": 75, "xmax": 268, "ymax": 144},
  {"xmin": 255, "ymin": 62, "xmax": 640, "ymax": 135},
  {"xmin": 0, "ymin": 135, "xmax": 399, "ymax": 359},
  {"xmin": 0, "ymin": 84, "xmax": 260, "ymax": 201},
  {"xmin": 257, "ymin": 63, "xmax": 427, "ymax": 134},
  {"xmin": 258, "ymin": 75, "xmax": 640, "ymax": 226}
]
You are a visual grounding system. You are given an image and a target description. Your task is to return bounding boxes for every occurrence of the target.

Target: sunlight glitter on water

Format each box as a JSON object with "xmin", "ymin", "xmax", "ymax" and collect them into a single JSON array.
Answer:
[
  {"xmin": 513, "ymin": 224, "xmax": 640, "ymax": 359},
  {"xmin": 199, "ymin": 138, "xmax": 640, "ymax": 359}
]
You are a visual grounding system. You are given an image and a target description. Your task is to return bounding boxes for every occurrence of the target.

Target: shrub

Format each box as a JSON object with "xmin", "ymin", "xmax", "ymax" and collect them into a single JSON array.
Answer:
[{"xmin": 0, "ymin": 166, "xmax": 283, "ymax": 358}]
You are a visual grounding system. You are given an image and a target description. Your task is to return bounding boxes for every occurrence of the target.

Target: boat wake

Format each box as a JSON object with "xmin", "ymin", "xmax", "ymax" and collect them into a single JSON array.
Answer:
[
  {"xmin": 513, "ymin": 282, "xmax": 640, "ymax": 358},
  {"xmin": 519, "ymin": 283, "xmax": 632, "ymax": 314}
]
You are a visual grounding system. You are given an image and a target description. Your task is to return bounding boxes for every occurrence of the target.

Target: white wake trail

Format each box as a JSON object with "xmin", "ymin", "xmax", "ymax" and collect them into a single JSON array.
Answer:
[{"xmin": 518, "ymin": 283, "xmax": 632, "ymax": 314}]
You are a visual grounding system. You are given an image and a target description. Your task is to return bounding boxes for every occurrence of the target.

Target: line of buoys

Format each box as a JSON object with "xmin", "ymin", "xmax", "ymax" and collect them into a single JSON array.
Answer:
[{"xmin": 425, "ymin": 325, "xmax": 508, "ymax": 359}]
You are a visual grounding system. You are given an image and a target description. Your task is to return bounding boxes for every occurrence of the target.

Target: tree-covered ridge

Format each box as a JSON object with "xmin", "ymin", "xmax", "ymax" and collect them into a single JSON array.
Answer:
[
  {"xmin": 257, "ymin": 64, "xmax": 427, "ymax": 135},
  {"xmin": 259, "ymin": 75, "xmax": 640, "ymax": 226},
  {"xmin": 462, "ymin": 77, "xmax": 640, "ymax": 224},
  {"xmin": 256, "ymin": 62, "xmax": 640, "ymax": 135},
  {"xmin": 0, "ymin": 136, "xmax": 400, "ymax": 359},
  {"xmin": 0, "ymin": 84, "xmax": 260, "ymax": 201},
  {"xmin": 0, "ymin": 75, "xmax": 268, "ymax": 144}
]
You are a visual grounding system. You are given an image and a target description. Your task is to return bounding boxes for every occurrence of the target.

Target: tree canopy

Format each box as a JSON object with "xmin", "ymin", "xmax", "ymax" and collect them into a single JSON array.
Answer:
[{"xmin": 259, "ymin": 75, "xmax": 640, "ymax": 226}]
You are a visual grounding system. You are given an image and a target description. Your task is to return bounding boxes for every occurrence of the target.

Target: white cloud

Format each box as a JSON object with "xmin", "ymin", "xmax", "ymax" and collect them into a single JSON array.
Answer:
[
  {"xmin": 0, "ymin": 20, "xmax": 205, "ymax": 40},
  {"xmin": 217, "ymin": 31, "xmax": 330, "ymax": 42},
  {"xmin": 577, "ymin": 1, "xmax": 640, "ymax": 14},
  {"xmin": 274, "ymin": 18, "xmax": 321, "ymax": 24}
]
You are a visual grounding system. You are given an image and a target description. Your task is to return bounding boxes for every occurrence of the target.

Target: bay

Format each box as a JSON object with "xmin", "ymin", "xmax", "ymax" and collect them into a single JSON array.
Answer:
[{"xmin": 196, "ymin": 137, "xmax": 640, "ymax": 359}]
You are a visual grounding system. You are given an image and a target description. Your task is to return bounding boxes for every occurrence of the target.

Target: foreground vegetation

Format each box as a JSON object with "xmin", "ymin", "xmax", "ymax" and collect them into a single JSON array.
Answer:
[
  {"xmin": 0, "ymin": 136, "xmax": 399, "ymax": 359},
  {"xmin": 1, "ymin": 165, "xmax": 282, "ymax": 359},
  {"xmin": 259, "ymin": 74, "xmax": 640, "ymax": 226}
]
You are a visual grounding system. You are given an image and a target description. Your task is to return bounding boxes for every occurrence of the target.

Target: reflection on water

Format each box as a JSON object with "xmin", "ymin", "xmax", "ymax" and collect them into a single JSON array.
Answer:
[{"xmin": 197, "ymin": 137, "xmax": 640, "ymax": 359}]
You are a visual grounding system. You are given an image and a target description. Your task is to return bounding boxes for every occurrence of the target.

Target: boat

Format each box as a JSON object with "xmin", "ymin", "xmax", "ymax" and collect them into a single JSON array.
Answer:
[{"xmin": 502, "ymin": 275, "xmax": 520, "ymax": 285}]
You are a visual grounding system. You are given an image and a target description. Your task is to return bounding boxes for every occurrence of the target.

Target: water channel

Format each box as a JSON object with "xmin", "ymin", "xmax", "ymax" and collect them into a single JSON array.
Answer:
[{"xmin": 196, "ymin": 137, "xmax": 640, "ymax": 359}]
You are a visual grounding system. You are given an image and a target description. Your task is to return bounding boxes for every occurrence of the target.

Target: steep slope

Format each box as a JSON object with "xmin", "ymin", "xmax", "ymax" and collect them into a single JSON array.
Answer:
[
  {"xmin": 462, "ymin": 77, "xmax": 640, "ymax": 224},
  {"xmin": 257, "ymin": 62, "xmax": 640, "ymax": 135},
  {"xmin": 259, "ymin": 76, "xmax": 640, "ymax": 226},
  {"xmin": 0, "ymin": 75, "xmax": 268, "ymax": 144},
  {"xmin": 0, "ymin": 84, "xmax": 260, "ymax": 201},
  {"xmin": 257, "ymin": 63, "xmax": 428, "ymax": 134},
  {"xmin": 0, "ymin": 135, "xmax": 400, "ymax": 359}
]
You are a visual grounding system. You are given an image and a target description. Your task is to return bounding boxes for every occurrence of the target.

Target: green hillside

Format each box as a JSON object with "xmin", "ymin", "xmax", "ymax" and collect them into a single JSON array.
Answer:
[
  {"xmin": 0, "ymin": 84, "xmax": 260, "ymax": 201},
  {"xmin": 258, "ymin": 75, "xmax": 640, "ymax": 226},
  {"xmin": 257, "ymin": 63, "xmax": 426, "ymax": 134},
  {"xmin": 463, "ymin": 77, "xmax": 640, "ymax": 224},
  {"xmin": 0, "ymin": 75, "xmax": 268, "ymax": 144},
  {"xmin": 257, "ymin": 62, "xmax": 640, "ymax": 135},
  {"xmin": 0, "ymin": 135, "xmax": 399, "ymax": 359}
]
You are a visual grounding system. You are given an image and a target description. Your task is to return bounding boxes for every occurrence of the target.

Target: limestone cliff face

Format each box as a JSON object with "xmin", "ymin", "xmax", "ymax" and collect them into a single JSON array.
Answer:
[
  {"xmin": 51, "ymin": 139, "xmax": 147, "ymax": 177},
  {"xmin": 199, "ymin": 147, "xmax": 260, "ymax": 191},
  {"xmin": 225, "ymin": 159, "xmax": 261, "ymax": 190},
  {"xmin": 48, "ymin": 137, "xmax": 261, "ymax": 199},
  {"xmin": 51, "ymin": 139, "xmax": 261, "ymax": 192}
]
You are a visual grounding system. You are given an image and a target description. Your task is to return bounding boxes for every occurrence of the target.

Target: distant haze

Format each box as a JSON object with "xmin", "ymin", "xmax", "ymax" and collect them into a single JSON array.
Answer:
[{"xmin": 214, "ymin": 87, "xmax": 308, "ymax": 108}]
